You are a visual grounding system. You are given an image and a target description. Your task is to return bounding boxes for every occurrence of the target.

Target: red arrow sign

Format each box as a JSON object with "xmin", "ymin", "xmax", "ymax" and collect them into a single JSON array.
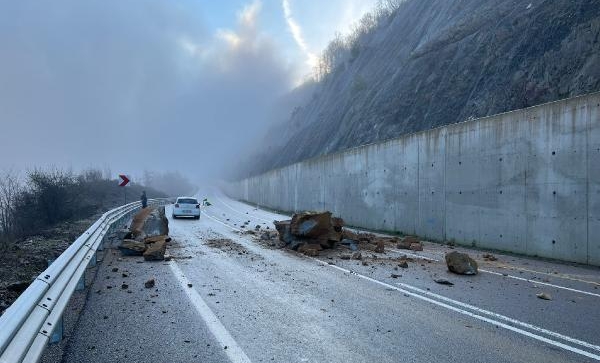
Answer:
[{"xmin": 118, "ymin": 174, "xmax": 130, "ymax": 187}]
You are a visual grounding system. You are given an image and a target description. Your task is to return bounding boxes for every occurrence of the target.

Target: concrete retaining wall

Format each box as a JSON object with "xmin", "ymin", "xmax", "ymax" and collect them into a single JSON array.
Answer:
[{"xmin": 225, "ymin": 92, "xmax": 600, "ymax": 265}]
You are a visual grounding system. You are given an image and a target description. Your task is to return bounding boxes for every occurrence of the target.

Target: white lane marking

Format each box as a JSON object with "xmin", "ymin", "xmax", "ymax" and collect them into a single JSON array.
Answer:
[
  {"xmin": 479, "ymin": 268, "xmax": 600, "ymax": 298},
  {"xmin": 223, "ymin": 193, "xmax": 600, "ymax": 288},
  {"xmin": 169, "ymin": 261, "xmax": 252, "ymax": 363},
  {"xmin": 210, "ymin": 202, "xmax": 600, "ymax": 297},
  {"xmin": 312, "ymin": 259, "xmax": 600, "ymax": 361},
  {"xmin": 212, "ymin": 190, "xmax": 273, "ymax": 223},
  {"xmin": 388, "ymin": 249, "xmax": 600, "ymax": 298},
  {"xmin": 204, "ymin": 212, "xmax": 243, "ymax": 233},
  {"xmin": 200, "ymin": 210, "xmax": 600, "ymax": 360},
  {"xmin": 388, "ymin": 248, "xmax": 440, "ymax": 262},
  {"xmin": 207, "ymin": 206, "xmax": 600, "ymax": 298},
  {"xmin": 397, "ymin": 282, "xmax": 600, "ymax": 353},
  {"xmin": 394, "ymin": 246, "xmax": 600, "ymax": 287}
]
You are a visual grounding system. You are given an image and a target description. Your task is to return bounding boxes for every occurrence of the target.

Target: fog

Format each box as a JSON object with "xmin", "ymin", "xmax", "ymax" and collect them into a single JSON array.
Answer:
[{"xmin": 0, "ymin": 0, "xmax": 295, "ymax": 184}]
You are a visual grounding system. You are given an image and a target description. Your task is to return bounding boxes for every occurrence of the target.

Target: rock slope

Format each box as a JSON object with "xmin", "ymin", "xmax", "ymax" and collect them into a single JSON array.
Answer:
[{"xmin": 250, "ymin": 0, "xmax": 600, "ymax": 175}]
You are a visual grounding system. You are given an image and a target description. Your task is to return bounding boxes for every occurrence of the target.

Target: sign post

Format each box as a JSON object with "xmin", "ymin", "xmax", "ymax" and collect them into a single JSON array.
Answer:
[{"xmin": 118, "ymin": 174, "xmax": 130, "ymax": 204}]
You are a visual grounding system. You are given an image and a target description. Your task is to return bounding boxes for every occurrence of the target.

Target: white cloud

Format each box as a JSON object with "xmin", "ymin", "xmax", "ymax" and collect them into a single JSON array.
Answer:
[
  {"xmin": 239, "ymin": 0, "xmax": 262, "ymax": 29},
  {"xmin": 0, "ymin": 0, "xmax": 292, "ymax": 180}
]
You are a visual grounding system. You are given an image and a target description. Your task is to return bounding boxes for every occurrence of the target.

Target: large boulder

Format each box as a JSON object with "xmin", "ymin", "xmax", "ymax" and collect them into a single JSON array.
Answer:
[
  {"xmin": 290, "ymin": 212, "xmax": 333, "ymax": 239},
  {"xmin": 119, "ymin": 239, "xmax": 146, "ymax": 256},
  {"xmin": 445, "ymin": 251, "xmax": 478, "ymax": 275},
  {"xmin": 143, "ymin": 236, "xmax": 169, "ymax": 261},
  {"xmin": 274, "ymin": 220, "xmax": 294, "ymax": 244},
  {"xmin": 275, "ymin": 212, "xmax": 346, "ymax": 250},
  {"xmin": 129, "ymin": 206, "xmax": 169, "ymax": 241}
]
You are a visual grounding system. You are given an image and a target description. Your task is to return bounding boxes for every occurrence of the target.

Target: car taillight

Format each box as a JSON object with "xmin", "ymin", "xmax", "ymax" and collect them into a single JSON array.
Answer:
[
  {"xmin": 175, "ymin": 204, "xmax": 179, "ymax": 208},
  {"xmin": 196, "ymin": 204, "xmax": 200, "ymax": 209}
]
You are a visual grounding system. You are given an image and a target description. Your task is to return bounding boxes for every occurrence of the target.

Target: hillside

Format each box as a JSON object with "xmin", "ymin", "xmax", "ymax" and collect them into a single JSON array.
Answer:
[{"xmin": 246, "ymin": 0, "xmax": 600, "ymax": 176}]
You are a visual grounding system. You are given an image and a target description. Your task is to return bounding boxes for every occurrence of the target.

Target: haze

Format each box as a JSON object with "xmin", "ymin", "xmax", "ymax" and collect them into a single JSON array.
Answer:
[{"xmin": 0, "ymin": 0, "xmax": 376, "ymax": 183}]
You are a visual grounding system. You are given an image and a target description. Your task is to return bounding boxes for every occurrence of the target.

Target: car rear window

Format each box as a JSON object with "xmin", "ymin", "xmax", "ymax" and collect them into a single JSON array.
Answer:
[{"xmin": 177, "ymin": 198, "xmax": 198, "ymax": 204}]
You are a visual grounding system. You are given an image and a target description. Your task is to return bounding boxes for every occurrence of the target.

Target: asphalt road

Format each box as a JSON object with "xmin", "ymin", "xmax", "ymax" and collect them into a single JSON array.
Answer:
[{"xmin": 60, "ymin": 190, "xmax": 600, "ymax": 363}]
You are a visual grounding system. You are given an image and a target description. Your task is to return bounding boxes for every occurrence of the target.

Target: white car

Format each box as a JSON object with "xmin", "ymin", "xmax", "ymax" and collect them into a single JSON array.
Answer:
[{"xmin": 172, "ymin": 197, "xmax": 201, "ymax": 219}]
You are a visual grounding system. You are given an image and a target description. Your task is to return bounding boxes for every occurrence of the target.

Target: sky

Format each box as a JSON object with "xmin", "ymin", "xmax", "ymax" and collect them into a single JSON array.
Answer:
[{"xmin": 0, "ymin": 0, "xmax": 377, "ymax": 183}]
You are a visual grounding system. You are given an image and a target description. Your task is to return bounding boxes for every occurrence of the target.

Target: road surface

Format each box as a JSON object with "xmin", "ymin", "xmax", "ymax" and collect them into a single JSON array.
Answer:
[{"xmin": 58, "ymin": 190, "xmax": 600, "ymax": 363}]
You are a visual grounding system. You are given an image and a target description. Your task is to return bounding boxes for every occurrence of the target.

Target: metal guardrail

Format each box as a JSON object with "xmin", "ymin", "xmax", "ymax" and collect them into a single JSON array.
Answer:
[{"xmin": 0, "ymin": 199, "xmax": 167, "ymax": 363}]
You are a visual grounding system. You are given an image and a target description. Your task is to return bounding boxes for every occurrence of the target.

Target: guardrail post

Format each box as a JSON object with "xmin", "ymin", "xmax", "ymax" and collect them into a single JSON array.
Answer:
[
  {"xmin": 89, "ymin": 252, "xmax": 97, "ymax": 268},
  {"xmin": 75, "ymin": 275, "xmax": 85, "ymax": 291},
  {"xmin": 49, "ymin": 315, "xmax": 63, "ymax": 344}
]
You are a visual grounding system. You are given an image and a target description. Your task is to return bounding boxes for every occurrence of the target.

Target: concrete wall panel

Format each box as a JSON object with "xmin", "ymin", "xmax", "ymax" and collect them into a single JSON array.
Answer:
[
  {"xmin": 225, "ymin": 92, "xmax": 600, "ymax": 265},
  {"xmin": 587, "ymin": 97, "xmax": 600, "ymax": 265},
  {"xmin": 417, "ymin": 128, "xmax": 446, "ymax": 240}
]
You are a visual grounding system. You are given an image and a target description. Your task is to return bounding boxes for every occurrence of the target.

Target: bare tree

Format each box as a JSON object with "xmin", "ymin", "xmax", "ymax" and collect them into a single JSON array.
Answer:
[
  {"xmin": 314, "ymin": 1, "xmax": 404, "ymax": 81},
  {"xmin": 0, "ymin": 169, "xmax": 22, "ymax": 248}
]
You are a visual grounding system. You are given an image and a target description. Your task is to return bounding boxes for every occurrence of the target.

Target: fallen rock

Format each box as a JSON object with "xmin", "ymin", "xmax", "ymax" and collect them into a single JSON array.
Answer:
[
  {"xmin": 274, "ymin": 220, "xmax": 294, "ymax": 244},
  {"xmin": 482, "ymin": 253, "xmax": 498, "ymax": 261},
  {"xmin": 433, "ymin": 278, "xmax": 454, "ymax": 286},
  {"xmin": 409, "ymin": 242, "xmax": 423, "ymax": 251},
  {"xmin": 143, "ymin": 239, "xmax": 167, "ymax": 261},
  {"xmin": 374, "ymin": 241, "xmax": 385, "ymax": 253},
  {"xmin": 302, "ymin": 248, "xmax": 320, "ymax": 257},
  {"xmin": 445, "ymin": 251, "xmax": 478, "ymax": 275},
  {"xmin": 129, "ymin": 207, "xmax": 169, "ymax": 241},
  {"xmin": 297, "ymin": 243, "xmax": 322, "ymax": 256},
  {"xmin": 536, "ymin": 292, "xmax": 552, "ymax": 300},
  {"xmin": 144, "ymin": 278, "xmax": 155, "ymax": 288},
  {"xmin": 398, "ymin": 261, "xmax": 409, "ymax": 268},
  {"xmin": 275, "ymin": 212, "xmax": 345, "ymax": 251},
  {"xmin": 298, "ymin": 243, "xmax": 322, "ymax": 253},
  {"xmin": 329, "ymin": 217, "xmax": 344, "ymax": 243},
  {"xmin": 398, "ymin": 236, "xmax": 420, "ymax": 249},
  {"xmin": 119, "ymin": 240, "xmax": 147, "ymax": 256},
  {"xmin": 290, "ymin": 212, "xmax": 333, "ymax": 240},
  {"xmin": 351, "ymin": 252, "xmax": 362, "ymax": 260},
  {"xmin": 115, "ymin": 228, "xmax": 132, "ymax": 240},
  {"xmin": 340, "ymin": 239, "xmax": 358, "ymax": 251},
  {"xmin": 144, "ymin": 235, "xmax": 172, "ymax": 243}
]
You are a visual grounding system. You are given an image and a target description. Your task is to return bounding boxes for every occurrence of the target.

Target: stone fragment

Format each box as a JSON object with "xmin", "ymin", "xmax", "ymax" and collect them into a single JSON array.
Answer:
[
  {"xmin": 119, "ymin": 240, "xmax": 146, "ymax": 256},
  {"xmin": 536, "ymin": 292, "xmax": 552, "ymax": 300},
  {"xmin": 445, "ymin": 251, "xmax": 478, "ymax": 275},
  {"xmin": 433, "ymin": 278, "xmax": 454, "ymax": 286},
  {"xmin": 144, "ymin": 278, "xmax": 155, "ymax": 289}
]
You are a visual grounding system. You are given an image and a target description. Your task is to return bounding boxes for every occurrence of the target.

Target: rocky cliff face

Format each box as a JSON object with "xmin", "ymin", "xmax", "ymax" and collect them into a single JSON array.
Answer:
[{"xmin": 248, "ymin": 0, "xmax": 600, "ymax": 176}]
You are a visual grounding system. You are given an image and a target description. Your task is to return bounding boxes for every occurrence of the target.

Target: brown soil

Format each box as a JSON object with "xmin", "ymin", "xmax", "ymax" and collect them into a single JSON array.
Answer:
[
  {"xmin": 0, "ymin": 217, "xmax": 97, "ymax": 314},
  {"xmin": 205, "ymin": 238, "xmax": 251, "ymax": 255}
]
